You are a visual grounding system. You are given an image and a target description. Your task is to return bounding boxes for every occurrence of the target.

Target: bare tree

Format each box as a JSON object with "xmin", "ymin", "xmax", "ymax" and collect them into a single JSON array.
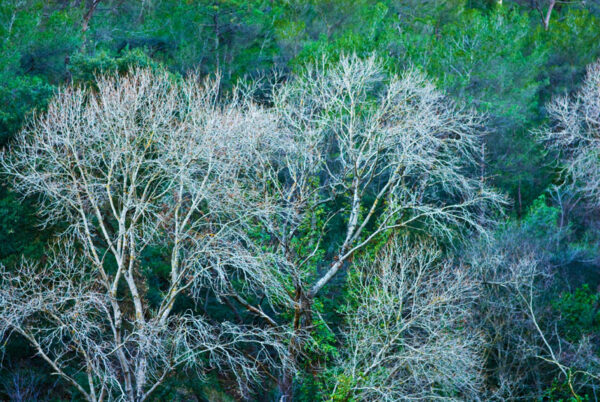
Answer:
[
  {"xmin": 264, "ymin": 54, "xmax": 503, "ymax": 398},
  {"xmin": 332, "ymin": 237, "xmax": 485, "ymax": 401},
  {"xmin": 540, "ymin": 59, "xmax": 600, "ymax": 207},
  {"xmin": 470, "ymin": 222, "xmax": 600, "ymax": 400},
  {"xmin": 0, "ymin": 55, "xmax": 503, "ymax": 401},
  {"xmin": 0, "ymin": 69, "xmax": 293, "ymax": 401},
  {"xmin": 1, "ymin": 368, "xmax": 45, "ymax": 402}
]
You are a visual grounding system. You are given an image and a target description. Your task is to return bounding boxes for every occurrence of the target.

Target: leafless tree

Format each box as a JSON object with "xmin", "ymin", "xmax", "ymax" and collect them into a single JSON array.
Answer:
[
  {"xmin": 0, "ymin": 69, "xmax": 294, "ymax": 401},
  {"xmin": 263, "ymin": 54, "xmax": 503, "ymax": 399},
  {"xmin": 540, "ymin": 59, "xmax": 600, "ymax": 208},
  {"xmin": 0, "ymin": 54, "xmax": 503, "ymax": 401},
  {"xmin": 471, "ymin": 225, "xmax": 600, "ymax": 400},
  {"xmin": 1, "ymin": 368, "xmax": 45, "ymax": 402},
  {"xmin": 332, "ymin": 237, "xmax": 485, "ymax": 401}
]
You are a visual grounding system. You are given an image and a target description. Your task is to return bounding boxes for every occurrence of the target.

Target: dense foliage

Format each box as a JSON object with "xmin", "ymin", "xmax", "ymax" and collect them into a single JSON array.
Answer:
[{"xmin": 0, "ymin": 0, "xmax": 599, "ymax": 400}]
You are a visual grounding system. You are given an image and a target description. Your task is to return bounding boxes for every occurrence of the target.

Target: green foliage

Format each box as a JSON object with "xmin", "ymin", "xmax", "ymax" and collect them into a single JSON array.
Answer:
[
  {"xmin": 554, "ymin": 284, "xmax": 600, "ymax": 343},
  {"xmin": 520, "ymin": 194, "xmax": 560, "ymax": 238},
  {"xmin": 0, "ymin": 74, "xmax": 53, "ymax": 145},
  {"xmin": 291, "ymin": 1, "xmax": 395, "ymax": 65},
  {"xmin": 545, "ymin": 376, "xmax": 591, "ymax": 402},
  {"xmin": 400, "ymin": 7, "xmax": 547, "ymax": 127},
  {"xmin": 0, "ymin": 1, "xmax": 77, "ymax": 145},
  {"xmin": 543, "ymin": 9, "xmax": 600, "ymax": 96},
  {"xmin": 398, "ymin": 6, "xmax": 553, "ymax": 208},
  {"xmin": 69, "ymin": 49, "xmax": 160, "ymax": 85}
]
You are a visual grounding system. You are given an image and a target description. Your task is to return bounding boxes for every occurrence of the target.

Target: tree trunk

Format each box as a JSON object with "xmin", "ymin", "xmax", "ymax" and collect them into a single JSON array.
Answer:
[
  {"xmin": 81, "ymin": 0, "xmax": 101, "ymax": 50},
  {"xmin": 279, "ymin": 286, "xmax": 312, "ymax": 401},
  {"xmin": 518, "ymin": 181, "xmax": 522, "ymax": 218},
  {"xmin": 542, "ymin": 0, "xmax": 556, "ymax": 30}
]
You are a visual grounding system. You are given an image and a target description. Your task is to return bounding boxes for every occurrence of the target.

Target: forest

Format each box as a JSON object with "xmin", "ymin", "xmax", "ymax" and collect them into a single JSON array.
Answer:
[{"xmin": 1, "ymin": 0, "xmax": 600, "ymax": 401}]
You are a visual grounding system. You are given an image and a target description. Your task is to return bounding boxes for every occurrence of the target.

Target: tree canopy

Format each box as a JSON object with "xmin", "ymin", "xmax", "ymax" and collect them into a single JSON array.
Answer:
[{"xmin": 0, "ymin": 1, "xmax": 599, "ymax": 400}]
